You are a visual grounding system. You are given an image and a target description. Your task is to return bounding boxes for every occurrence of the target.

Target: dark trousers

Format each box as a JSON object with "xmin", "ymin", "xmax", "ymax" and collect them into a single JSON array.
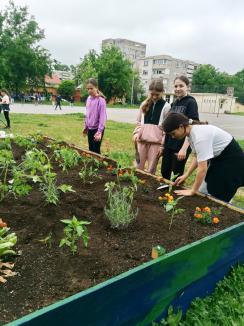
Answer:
[
  {"xmin": 206, "ymin": 138, "xmax": 244, "ymax": 202},
  {"xmin": 161, "ymin": 147, "xmax": 191, "ymax": 180},
  {"xmin": 3, "ymin": 111, "xmax": 10, "ymax": 128},
  {"xmin": 55, "ymin": 103, "xmax": 61, "ymax": 110},
  {"xmin": 87, "ymin": 129, "xmax": 104, "ymax": 154}
]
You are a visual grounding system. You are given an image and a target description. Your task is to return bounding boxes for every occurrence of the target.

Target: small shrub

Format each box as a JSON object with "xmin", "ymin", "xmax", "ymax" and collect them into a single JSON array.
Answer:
[{"xmin": 104, "ymin": 181, "xmax": 138, "ymax": 229}]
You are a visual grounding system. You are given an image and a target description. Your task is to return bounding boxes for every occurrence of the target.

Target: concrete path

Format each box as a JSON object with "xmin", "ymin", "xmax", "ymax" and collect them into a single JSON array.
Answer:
[{"xmin": 8, "ymin": 103, "xmax": 244, "ymax": 139}]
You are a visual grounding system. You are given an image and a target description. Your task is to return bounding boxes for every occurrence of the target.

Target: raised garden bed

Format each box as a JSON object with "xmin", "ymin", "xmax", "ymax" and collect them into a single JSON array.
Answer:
[{"xmin": 0, "ymin": 136, "xmax": 243, "ymax": 326}]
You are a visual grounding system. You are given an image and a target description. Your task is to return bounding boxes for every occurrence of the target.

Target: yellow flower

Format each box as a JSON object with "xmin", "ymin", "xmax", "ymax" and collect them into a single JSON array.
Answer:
[
  {"xmin": 158, "ymin": 196, "xmax": 164, "ymax": 201},
  {"xmin": 168, "ymin": 195, "xmax": 174, "ymax": 201},
  {"xmin": 165, "ymin": 193, "xmax": 171, "ymax": 197},
  {"xmin": 203, "ymin": 207, "xmax": 211, "ymax": 213},
  {"xmin": 194, "ymin": 213, "xmax": 202, "ymax": 219},
  {"xmin": 195, "ymin": 207, "xmax": 201, "ymax": 212},
  {"xmin": 212, "ymin": 217, "xmax": 220, "ymax": 224},
  {"xmin": 168, "ymin": 199, "xmax": 173, "ymax": 203}
]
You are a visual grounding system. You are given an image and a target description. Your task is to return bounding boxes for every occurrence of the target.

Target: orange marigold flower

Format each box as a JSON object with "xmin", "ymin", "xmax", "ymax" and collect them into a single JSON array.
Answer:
[
  {"xmin": 168, "ymin": 195, "xmax": 174, "ymax": 201},
  {"xmin": 203, "ymin": 207, "xmax": 211, "ymax": 213},
  {"xmin": 118, "ymin": 173, "xmax": 123, "ymax": 177},
  {"xmin": 212, "ymin": 217, "xmax": 220, "ymax": 224},
  {"xmin": 0, "ymin": 218, "xmax": 7, "ymax": 228},
  {"xmin": 194, "ymin": 213, "xmax": 202, "ymax": 219},
  {"xmin": 195, "ymin": 207, "xmax": 201, "ymax": 212}
]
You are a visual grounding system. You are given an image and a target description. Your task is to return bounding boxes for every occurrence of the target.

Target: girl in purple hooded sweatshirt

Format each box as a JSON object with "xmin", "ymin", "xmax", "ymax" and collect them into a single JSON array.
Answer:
[{"xmin": 82, "ymin": 78, "xmax": 107, "ymax": 154}]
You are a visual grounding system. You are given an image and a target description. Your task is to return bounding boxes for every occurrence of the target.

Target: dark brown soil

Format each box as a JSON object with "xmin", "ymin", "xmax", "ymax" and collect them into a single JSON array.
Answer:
[{"xmin": 0, "ymin": 141, "xmax": 243, "ymax": 325}]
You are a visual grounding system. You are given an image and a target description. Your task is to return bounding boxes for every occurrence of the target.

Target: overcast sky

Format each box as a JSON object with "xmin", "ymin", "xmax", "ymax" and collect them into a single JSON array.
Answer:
[{"xmin": 1, "ymin": 0, "xmax": 244, "ymax": 74}]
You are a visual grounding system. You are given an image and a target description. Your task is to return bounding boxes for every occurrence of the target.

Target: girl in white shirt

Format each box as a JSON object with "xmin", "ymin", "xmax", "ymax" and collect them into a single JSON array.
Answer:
[
  {"xmin": 0, "ymin": 89, "xmax": 11, "ymax": 128},
  {"xmin": 162, "ymin": 112, "xmax": 244, "ymax": 202}
]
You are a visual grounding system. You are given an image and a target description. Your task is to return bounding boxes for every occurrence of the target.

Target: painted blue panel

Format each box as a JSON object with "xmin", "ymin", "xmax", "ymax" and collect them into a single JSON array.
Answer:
[{"xmin": 7, "ymin": 222, "xmax": 244, "ymax": 326}]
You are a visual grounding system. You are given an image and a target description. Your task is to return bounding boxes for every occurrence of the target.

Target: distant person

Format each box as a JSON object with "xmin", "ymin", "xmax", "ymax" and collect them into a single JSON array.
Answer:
[
  {"xmin": 55, "ymin": 94, "xmax": 62, "ymax": 110},
  {"xmin": 162, "ymin": 112, "xmax": 244, "ymax": 202},
  {"xmin": 133, "ymin": 79, "xmax": 170, "ymax": 174},
  {"xmin": 20, "ymin": 92, "xmax": 25, "ymax": 104},
  {"xmin": 34, "ymin": 93, "xmax": 39, "ymax": 105},
  {"xmin": 82, "ymin": 78, "xmax": 107, "ymax": 154},
  {"xmin": 69, "ymin": 96, "xmax": 74, "ymax": 107},
  {"xmin": 0, "ymin": 89, "xmax": 11, "ymax": 129},
  {"xmin": 161, "ymin": 75, "xmax": 199, "ymax": 180}
]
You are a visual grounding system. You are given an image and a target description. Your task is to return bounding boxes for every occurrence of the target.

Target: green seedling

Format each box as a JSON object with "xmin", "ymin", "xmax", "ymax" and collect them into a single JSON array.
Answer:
[
  {"xmin": 38, "ymin": 232, "xmax": 53, "ymax": 248},
  {"xmin": 59, "ymin": 216, "xmax": 91, "ymax": 255},
  {"xmin": 54, "ymin": 147, "xmax": 81, "ymax": 171},
  {"xmin": 0, "ymin": 226, "xmax": 17, "ymax": 258}
]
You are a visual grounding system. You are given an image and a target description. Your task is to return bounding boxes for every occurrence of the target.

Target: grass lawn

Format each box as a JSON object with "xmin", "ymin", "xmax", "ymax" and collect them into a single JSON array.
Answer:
[
  {"xmin": 8, "ymin": 113, "xmax": 135, "ymax": 156},
  {"xmin": 232, "ymin": 112, "xmax": 244, "ymax": 116},
  {"xmin": 2, "ymin": 112, "xmax": 244, "ymax": 324}
]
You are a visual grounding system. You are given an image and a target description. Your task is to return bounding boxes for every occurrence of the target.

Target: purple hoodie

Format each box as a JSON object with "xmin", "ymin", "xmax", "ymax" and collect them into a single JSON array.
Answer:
[{"xmin": 85, "ymin": 96, "xmax": 107, "ymax": 133}]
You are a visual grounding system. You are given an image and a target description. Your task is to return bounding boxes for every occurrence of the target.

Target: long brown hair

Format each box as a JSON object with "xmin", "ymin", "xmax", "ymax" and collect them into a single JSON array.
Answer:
[
  {"xmin": 141, "ymin": 79, "xmax": 164, "ymax": 113},
  {"xmin": 163, "ymin": 112, "xmax": 208, "ymax": 133},
  {"xmin": 1, "ymin": 89, "xmax": 9, "ymax": 96},
  {"xmin": 86, "ymin": 78, "xmax": 106, "ymax": 99}
]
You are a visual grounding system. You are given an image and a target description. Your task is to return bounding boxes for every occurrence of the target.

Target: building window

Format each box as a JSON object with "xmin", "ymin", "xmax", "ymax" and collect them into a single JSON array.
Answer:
[
  {"xmin": 144, "ymin": 60, "xmax": 149, "ymax": 66},
  {"xmin": 152, "ymin": 69, "xmax": 165, "ymax": 75},
  {"xmin": 153, "ymin": 59, "xmax": 167, "ymax": 65},
  {"xmin": 142, "ymin": 70, "xmax": 148, "ymax": 75}
]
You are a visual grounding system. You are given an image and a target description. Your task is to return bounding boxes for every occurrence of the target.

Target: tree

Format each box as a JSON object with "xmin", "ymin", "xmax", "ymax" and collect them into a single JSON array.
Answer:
[
  {"xmin": 58, "ymin": 80, "xmax": 75, "ymax": 99},
  {"xmin": 74, "ymin": 46, "xmax": 140, "ymax": 102},
  {"xmin": 75, "ymin": 49, "xmax": 98, "ymax": 97},
  {"xmin": 192, "ymin": 64, "xmax": 232, "ymax": 94},
  {"xmin": 0, "ymin": 1, "xmax": 52, "ymax": 93},
  {"xmin": 97, "ymin": 46, "xmax": 133, "ymax": 101},
  {"xmin": 53, "ymin": 60, "xmax": 70, "ymax": 72},
  {"xmin": 233, "ymin": 69, "xmax": 244, "ymax": 104}
]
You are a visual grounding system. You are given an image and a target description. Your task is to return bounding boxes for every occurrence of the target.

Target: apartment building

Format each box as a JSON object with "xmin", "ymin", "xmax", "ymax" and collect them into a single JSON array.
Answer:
[
  {"xmin": 54, "ymin": 70, "xmax": 74, "ymax": 81},
  {"xmin": 102, "ymin": 38, "xmax": 146, "ymax": 63},
  {"xmin": 137, "ymin": 54, "xmax": 199, "ymax": 94}
]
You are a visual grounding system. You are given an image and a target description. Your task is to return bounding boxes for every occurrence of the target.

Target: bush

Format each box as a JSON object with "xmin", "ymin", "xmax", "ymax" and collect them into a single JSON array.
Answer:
[{"xmin": 104, "ymin": 182, "xmax": 138, "ymax": 228}]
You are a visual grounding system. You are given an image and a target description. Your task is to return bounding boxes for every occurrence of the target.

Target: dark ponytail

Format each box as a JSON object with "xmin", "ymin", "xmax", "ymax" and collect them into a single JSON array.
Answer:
[{"xmin": 163, "ymin": 112, "xmax": 208, "ymax": 133}]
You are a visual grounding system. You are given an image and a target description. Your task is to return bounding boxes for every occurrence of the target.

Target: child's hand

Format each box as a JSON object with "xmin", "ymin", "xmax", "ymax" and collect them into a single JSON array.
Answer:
[{"xmin": 94, "ymin": 131, "xmax": 102, "ymax": 141}]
